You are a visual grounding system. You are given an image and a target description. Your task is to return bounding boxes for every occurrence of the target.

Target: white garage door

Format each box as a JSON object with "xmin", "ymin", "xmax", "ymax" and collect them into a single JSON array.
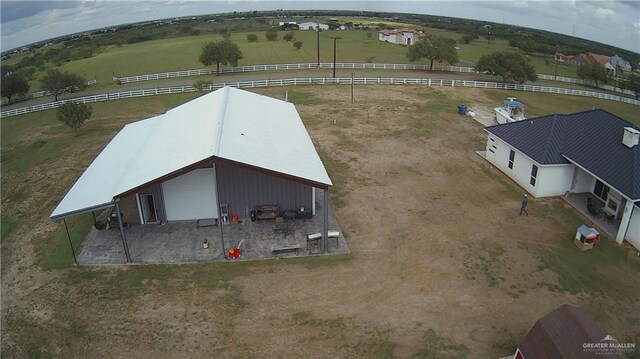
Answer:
[
  {"xmin": 162, "ymin": 168, "xmax": 218, "ymax": 221},
  {"xmin": 626, "ymin": 205, "xmax": 640, "ymax": 251}
]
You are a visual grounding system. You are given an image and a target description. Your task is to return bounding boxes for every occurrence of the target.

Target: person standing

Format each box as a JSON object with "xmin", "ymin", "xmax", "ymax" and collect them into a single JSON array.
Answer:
[{"xmin": 520, "ymin": 194, "xmax": 529, "ymax": 216}]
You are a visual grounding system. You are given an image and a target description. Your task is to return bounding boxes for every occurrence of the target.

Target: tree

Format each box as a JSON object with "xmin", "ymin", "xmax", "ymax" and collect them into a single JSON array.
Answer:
[
  {"xmin": 1, "ymin": 73, "xmax": 30, "ymax": 103},
  {"xmin": 460, "ymin": 34, "xmax": 476, "ymax": 44},
  {"xmin": 40, "ymin": 69, "xmax": 86, "ymax": 101},
  {"xmin": 406, "ymin": 35, "xmax": 459, "ymax": 71},
  {"xmin": 199, "ymin": 40, "xmax": 244, "ymax": 74},
  {"xmin": 247, "ymin": 33, "xmax": 258, "ymax": 43},
  {"xmin": 475, "ymin": 51, "xmax": 538, "ymax": 83},
  {"xmin": 57, "ymin": 102, "xmax": 92, "ymax": 134},
  {"xmin": 283, "ymin": 32, "xmax": 294, "ymax": 41},
  {"xmin": 576, "ymin": 63, "xmax": 609, "ymax": 87},
  {"xmin": 619, "ymin": 73, "xmax": 640, "ymax": 99},
  {"xmin": 293, "ymin": 41, "xmax": 303, "ymax": 50},
  {"xmin": 219, "ymin": 29, "xmax": 231, "ymax": 39},
  {"xmin": 265, "ymin": 28, "xmax": 278, "ymax": 41}
]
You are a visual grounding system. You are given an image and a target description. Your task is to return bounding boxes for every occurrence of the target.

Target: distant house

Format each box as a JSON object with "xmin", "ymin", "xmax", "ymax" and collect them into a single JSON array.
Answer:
[
  {"xmin": 484, "ymin": 109, "xmax": 640, "ymax": 249},
  {"xmin": 566, "ymin": 53, "xmax": 615, "ymax": 72},
  {"xmin": 298, "ymin": 22, "xmax": 329, "ymax": 31},
  {"xmin": 554, "ymin": 52, "xmax": 568, "ymax": 62},
  {"xmin": 378, "ymin": 29, "xmax": 421, "ymax": 46},
  {"xmin": 610, "ymin": 55, "xmax": 632, "ymax": 75},
  {"xmin": 514, "ymin": 304, "xmax": 606, "ymax": 359},
  {"xmin": 278, "ymin": 21, "xmax": 297, "ymax": 26}
]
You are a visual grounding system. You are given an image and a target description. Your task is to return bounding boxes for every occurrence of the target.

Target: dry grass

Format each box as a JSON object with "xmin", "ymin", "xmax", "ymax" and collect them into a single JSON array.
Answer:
[{"xmin": 2, "ymin": 85, "xmax": 639, "ymax": 358}]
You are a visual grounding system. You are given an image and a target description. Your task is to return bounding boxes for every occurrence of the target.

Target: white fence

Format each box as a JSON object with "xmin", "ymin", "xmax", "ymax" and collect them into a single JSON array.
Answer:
[
  {"xmin": 537, "ymin": 74, "xmax": 633, "ymax": 96},
  {"xmin": 113, "ymin": 62, "xmax": 635, "ymax": 97},
  {"xmin": 1, "ymin": 79, "xmax": 99, "ymax": 105},
  {"xmin": 113, "ymin": 63, "xmax": 476, "ymax": 83},
  {"xmin": 2, "ymin": 77, "xmax": 638, "ymax": 118}
]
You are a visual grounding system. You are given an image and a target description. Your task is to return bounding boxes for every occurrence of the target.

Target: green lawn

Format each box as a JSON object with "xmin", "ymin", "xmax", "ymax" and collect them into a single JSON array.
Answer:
[
  {"xmin": 51, "ymin": 30, "xmax": 429, "ymax": 87},
  {"xmin": 5, "ymin": 28, "xmax": 584, "ymax": 94}
]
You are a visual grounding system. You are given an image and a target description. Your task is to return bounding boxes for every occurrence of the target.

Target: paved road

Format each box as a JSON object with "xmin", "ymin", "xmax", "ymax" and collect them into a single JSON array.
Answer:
[{"xmin": 0, "ymin": 68, "xmax": 610, "ymax": 111}]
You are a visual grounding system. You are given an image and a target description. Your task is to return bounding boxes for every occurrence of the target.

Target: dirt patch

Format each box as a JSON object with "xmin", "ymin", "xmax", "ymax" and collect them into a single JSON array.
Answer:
[{"xmin": 2, "ymin": 85, "xmax": 639, "ymax": 358}]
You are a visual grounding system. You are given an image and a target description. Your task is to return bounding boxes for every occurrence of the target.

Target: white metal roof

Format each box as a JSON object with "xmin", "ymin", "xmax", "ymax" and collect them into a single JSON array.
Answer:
[{"xmin": 51, "ymin": 87, "xmax": 332, "ymax": 219}]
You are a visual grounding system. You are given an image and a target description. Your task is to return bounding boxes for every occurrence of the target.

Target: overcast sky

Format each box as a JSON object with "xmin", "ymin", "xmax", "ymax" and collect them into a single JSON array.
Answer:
[{"xmin": 1, "ymin": 0, "xmax": 639, "ymax": 54}]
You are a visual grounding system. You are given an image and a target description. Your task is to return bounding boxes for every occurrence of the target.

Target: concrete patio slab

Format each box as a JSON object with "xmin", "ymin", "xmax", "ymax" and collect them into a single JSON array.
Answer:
[{"xmin": 77, "ymin": 190, "xmax": 348, "ymax": 265}]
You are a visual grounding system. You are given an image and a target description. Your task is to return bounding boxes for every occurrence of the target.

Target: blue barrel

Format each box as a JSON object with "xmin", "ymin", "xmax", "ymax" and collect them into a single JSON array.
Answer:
[{"xmin": 457, "ymin": 105, "xmax": 467, "ymax": 115}]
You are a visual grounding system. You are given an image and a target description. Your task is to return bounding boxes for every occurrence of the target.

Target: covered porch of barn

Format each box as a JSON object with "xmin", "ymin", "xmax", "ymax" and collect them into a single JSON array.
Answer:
[{"xmin": 74, "ymin": 190, "xmax": 348, "ymax": 265}]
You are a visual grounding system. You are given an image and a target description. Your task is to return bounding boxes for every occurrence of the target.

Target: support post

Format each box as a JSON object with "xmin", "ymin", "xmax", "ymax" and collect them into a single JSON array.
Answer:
[
  {"xmin": 63, "ymin": 218, "xmax": 78, "ymax": 266},
  {"xmin": 214, "ymin": 164, "xmax": 227, "ymax": 259},
  {"xmin": 615, "ymin": 200, "xmax": 635, "ymax": 244},
  {"xmin": 316, "ymin": 25, "xmax": 320, "ymax": 68},
  {"xmin": 115, "ymin": 201, "xmax": 132, "ymax": 263},
  {"xmin": 351, "ymin": 72, "xmax": 355, "ymax": 103},
  {"xmin": 332, "ymin": 37, "xmax": 337, "ymax": 78},
  {"xmin": 323, "ymin": 189, "xmax": 329, "ymax": 253}
]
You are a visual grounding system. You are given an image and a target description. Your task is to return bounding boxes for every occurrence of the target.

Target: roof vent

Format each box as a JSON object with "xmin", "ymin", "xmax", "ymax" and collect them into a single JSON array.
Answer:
[{"xmin": 622, "ymin": 127, "xmax": 640, "ymax": 148}]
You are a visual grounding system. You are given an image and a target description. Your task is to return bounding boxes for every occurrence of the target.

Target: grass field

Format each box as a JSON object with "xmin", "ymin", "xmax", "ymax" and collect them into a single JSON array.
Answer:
[
  {"xmin": 2, "ymin": 85, "xmax": 639, "ymax": 357},
  {"xmin": 4, "ymin": 27, "xmax": 582, "ymax": 94}
]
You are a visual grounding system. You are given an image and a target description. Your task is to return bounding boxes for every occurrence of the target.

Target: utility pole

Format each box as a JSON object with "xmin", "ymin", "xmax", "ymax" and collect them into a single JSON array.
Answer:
[
  {"xmin": 554, "ymin": 45, "xmax": 559, "ymax": 81},
  {"xmin": 316, "ymin": 25, "xmax": 320, "ymax": 68},
  {"xmin": 331, "ymin": 36, "xmax": 341, "ymax": 78}
]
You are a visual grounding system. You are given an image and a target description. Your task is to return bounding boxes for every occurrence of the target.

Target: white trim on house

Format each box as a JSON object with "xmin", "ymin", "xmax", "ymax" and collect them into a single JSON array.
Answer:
[{"xmin": 51, "ymin": 87, "xmax": 332, "ymax": 220}]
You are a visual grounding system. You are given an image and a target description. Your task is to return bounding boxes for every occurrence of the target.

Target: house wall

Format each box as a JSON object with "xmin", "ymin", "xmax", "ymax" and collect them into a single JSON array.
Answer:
[
  {"xmin": 402, "ymin": 32, "xmax": 417, "ymax": 45},
  {"xmin": 486, "ymin": 134, "xmax": 537, "ymax": 195},
  {"xmin": 162, "ymin": 167, "xmax": 218, "ymax": 221},
  {"xmin": 216, "ymin": 164, "xmax": 312, "ymax": 219},
  {"xmin": 485, "ymin": 134, "xmax": 573, "ymax": 197},
  {"xmin": 626, "ymin": 204, "xmax": 640, "ymax": 250},
  {"xmin": 570, "ymin": 167, "xmax": 594, "ymax": 194},
  {"xmin": 535, "ymin": 165, "xmax": 574, "ymax": 197}
]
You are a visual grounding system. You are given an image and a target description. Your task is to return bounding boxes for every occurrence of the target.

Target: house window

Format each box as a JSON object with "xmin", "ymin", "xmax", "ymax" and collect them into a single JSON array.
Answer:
[
  {"xmin": 593, "ymin": 180, "xmax": 609, "ymax": 201},
  {"xmin": 508, "ymin": 150, "xmax": 515, "ymax": 169},
  {"xmin": 530, "ymin": 165, "xmax": 538, "ymax": 186}
]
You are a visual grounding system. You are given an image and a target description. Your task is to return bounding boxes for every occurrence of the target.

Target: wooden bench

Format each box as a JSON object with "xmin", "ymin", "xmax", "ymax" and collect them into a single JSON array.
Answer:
[
  {"xmin": 306, "ymin": 231, "xmax": 340, "ymax": 250},
  {"xmin": 272, "ymin": 244, "xmax": 301, "ymax": 256},
  {"xmin": 256, "ymin": 205, "xmax": 280, "ymax": 220}
]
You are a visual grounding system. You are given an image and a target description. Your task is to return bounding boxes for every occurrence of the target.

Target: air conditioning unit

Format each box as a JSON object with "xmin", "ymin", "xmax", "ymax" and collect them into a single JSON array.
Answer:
[{"xmin": 622, "ymin": 127, "xmax": 640, "ymax": 148}]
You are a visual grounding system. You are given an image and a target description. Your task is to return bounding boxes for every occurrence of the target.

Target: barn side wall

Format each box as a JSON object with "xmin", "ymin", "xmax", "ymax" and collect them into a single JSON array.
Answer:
[{"xmin": 216, "ymin": 164, "xmax": 312, "ymax": 219}]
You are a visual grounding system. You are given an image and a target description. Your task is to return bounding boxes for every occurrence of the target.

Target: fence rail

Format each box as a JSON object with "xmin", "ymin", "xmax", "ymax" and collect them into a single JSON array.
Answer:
[
  {"xmin": 112, "ymin": 63, "xmax": 477, "ymax": 83},
  {"xmin": 2, "ymin": 77, "xmax": 638, "ymax": 118},
  {"xmin": 112, "ymin": 62, "xmax": 635, "ymax": 97}
]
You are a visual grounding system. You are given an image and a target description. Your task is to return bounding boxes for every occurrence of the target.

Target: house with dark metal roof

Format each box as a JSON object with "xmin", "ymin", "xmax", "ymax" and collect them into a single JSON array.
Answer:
[
  {"xmin": 514, "ymin": 304, "xmax": 608, "ymax": 359},
  {"xmin": 484, "ymin": 109, "xmax": 640, "ymax": 250}
]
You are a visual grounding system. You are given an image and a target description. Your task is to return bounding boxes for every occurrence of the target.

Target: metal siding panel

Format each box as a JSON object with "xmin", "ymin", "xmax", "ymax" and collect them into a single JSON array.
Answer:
[{"xmin": 217, "ymin": 165, "xmax": 311, "ymax": 218}]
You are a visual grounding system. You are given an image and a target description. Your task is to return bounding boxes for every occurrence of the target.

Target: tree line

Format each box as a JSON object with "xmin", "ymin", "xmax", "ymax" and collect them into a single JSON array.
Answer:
[{"xmin": 1, "ymin": 69, "xmax": 87, "ymax": 103}]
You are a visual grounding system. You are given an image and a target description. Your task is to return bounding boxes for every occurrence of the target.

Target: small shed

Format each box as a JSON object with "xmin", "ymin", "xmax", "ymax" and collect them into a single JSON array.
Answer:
[{"xmin": 514, "ymin": 304, "xmax": 609, "ymax": 359}]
